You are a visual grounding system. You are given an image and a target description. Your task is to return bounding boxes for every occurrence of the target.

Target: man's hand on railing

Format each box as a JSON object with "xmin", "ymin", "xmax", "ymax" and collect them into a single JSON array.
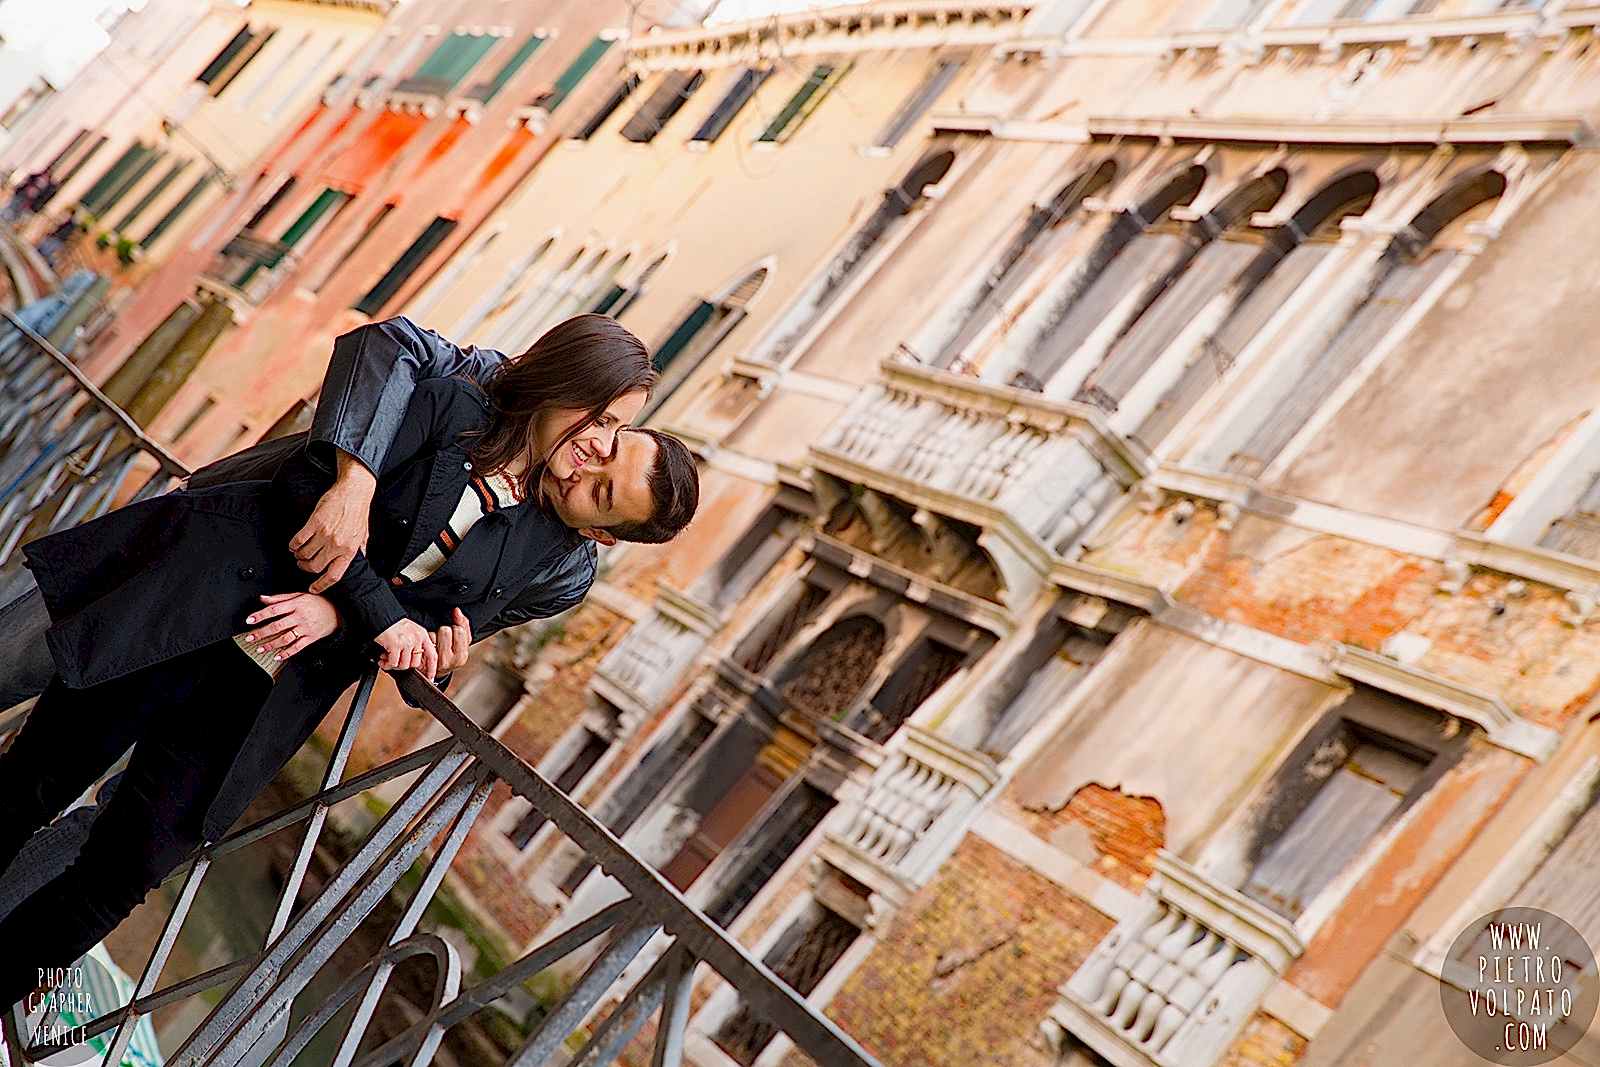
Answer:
[
  {"xmin": 291, "ymin": 451, "xmax": 377, "ymax": 593},
  {"xmin": 433, "ymin": 607, "xmax": 471, "ymax": 683},
  {"xmin": 375, "ymin": 618, "xmax": 437, "ymax": 679},
  {"xmin": 243, "ymin": 592, "xmax": 341, "ymax": 661}
]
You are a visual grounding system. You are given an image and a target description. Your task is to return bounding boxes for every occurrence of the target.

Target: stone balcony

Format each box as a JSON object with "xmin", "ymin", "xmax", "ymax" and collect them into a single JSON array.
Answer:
[
  {"xmin": 810, "ymin": 359, "xmax": 1148, "ymax": 611},
  {"xmin": 818, "ymin": 724, "xmax": 999, "ymax": 904},
  {"xmin": 590, "ymin": 582, "xmax": 719, "ymax": 730},
  {"xmin": 200, "ymin": 232, "xmax": 297, "ymax": 306},
  {"xmin": 1042, "ymin": 851, "xmax": 1304, "ymax": 1067}
]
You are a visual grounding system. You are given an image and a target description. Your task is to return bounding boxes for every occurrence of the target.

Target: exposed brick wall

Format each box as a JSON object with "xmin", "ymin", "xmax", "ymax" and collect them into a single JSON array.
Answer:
[
  {"xmin": 1092, "ymin": 503, "xmax": 1600, "ymax": 730},
  {"xmin": 803, "ymin": 835, "xmax": 1114, "ymax": 1067},
  {"xmin": 497, "ymin": 601, "xmax": 628, "ymax": 764},
  {"xmin": 1218, "ymin": 1012, "xmax": 1308, "ymax": 1067},
  {"xmin": 1171, "ymin": 516, "xmax": 1436, "ymax": 650},
  {"xmin": 1020, "ymin": 782, "xmax": 1166, "ymax": 892}
]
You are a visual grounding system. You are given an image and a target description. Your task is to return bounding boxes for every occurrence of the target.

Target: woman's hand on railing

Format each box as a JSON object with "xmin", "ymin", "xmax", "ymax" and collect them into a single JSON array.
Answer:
[
  {"xmin": 244, "ymin": 592, "xmax": 342, "ymax": 661},
  {"xmin": 433, "ymin": 607, "xmax": 472, "ymax": 681},
  {"xmin": 375, "ymin": 618, "xmax": 437, "ymax": 679}
]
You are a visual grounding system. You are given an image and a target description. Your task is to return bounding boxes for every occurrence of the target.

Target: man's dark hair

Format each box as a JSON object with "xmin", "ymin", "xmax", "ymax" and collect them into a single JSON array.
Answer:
[{"xmin": 607, "ymin": 428, "xmax": 700, "ymax": 544}]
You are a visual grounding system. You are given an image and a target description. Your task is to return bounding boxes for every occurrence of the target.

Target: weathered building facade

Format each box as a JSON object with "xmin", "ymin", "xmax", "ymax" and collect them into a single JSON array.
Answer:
[
  {"xmin": 14, "ymin": 0, "xmax": 1600, "ymax": 1063},
  {"xmin": 378, "ymin": 0, "xmax": 1600, "ymax": 1065},
  {"xmin": 0, "ymin": 0, "xmax": 389, "ymax": 274}
]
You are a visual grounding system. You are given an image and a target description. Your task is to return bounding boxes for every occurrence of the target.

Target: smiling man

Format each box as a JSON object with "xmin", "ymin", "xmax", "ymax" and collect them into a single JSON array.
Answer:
[{"xmin": 541, "ymin": 426, "xmax": 682, "ymax": 545}]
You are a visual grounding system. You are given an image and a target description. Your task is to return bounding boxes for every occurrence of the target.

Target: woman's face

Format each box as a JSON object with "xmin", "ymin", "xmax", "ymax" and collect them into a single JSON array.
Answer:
[{"xmin": 532, "ymin": 388, "xmax": 649, "ymax": 480}]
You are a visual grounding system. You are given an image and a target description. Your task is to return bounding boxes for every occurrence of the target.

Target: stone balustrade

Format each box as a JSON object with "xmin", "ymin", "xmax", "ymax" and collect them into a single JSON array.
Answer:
[
  {"xmin": 828, "ymin": 726, "xmax": 998, "ymax": 890},
  {"xmin": 813, "ymin": 361, "xmax": 1145, "ymax": 559},
  {"xmin": 1044, "ymin": 851, "xmax": 1303, "ymax": 1067},
  {"xmin": 591, "ymin": 587, "xmax": 716, "ymax": 726}
]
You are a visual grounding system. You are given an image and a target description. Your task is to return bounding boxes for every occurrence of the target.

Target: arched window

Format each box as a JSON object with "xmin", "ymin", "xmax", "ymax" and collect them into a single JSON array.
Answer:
[
  {"xmin": 405, "ymin": 226, "xmax": 500, "ymax": 324},
  {"xmin": 489, "ymin": 244, "xmax": 603, "ymax": 351},
  {"xmin": 985, "ymin": 163, "xmax": 1208, "ymax": 392},
  {"xmin": 643, "ymin": 260, "xmax": 771, "ymax": 419},
  {"xmin": 918, "ymin": 158, "xmax": 1117, "ymax": 370},
  {"xmin": 1134, "ymin": 169, "xmax": 1379, "ymax": 452},
  {"xmin": 451, "ymin": 232, "xmax": 556, "ymax": 340},
  {"xmin": 590, "ymin": 246, "xmax": 671, "ymax": 317},
  {"xmin": 1073, "ymin": 168, "xmax": 1289, "ymax": 414},
  {"xmin": 1221, "ymin": 168, "xmax": 1506, "ymax": 478},
  {"xmin": 754, "ymin": 148, "xmax": 956, "ymax": 364},
  {"xmin": 776, "ymin": 616, "xmax": 888, "ymax": 721}
]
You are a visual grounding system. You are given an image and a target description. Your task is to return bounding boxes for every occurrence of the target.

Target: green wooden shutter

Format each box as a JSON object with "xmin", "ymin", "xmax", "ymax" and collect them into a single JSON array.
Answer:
[
  {"xmin": 653, "ymin": 301, "xmax": 715, "ymax": 372},
  {"xmin": 539, "ymin": 35, "xmax": 613, "ymax": 113},
  {"xmin": 279, "ymin": 187, "xmax": 349, "ymax": 248},
  {"xmin": 197, "ymin": 27, "xmax": 253, "ymax": 85},
  {"xmin": 410, "ymin": 32, "xmax": 498, "ymax": 91},
  {"xmin": 113, "ymin": 159, "xmax": 190, "ymax": 232},
  {"xmin": 758, "ymin": 64, "xmax": 848, "ymax": 143},
  {"xmin": 211, "ymin": 28, "xmax": 277, "ymax": 97},
  {"xmin": 356, "ymin": 216, "xmax": 458, "ymax": 316},
  {"xmin": 140, "ymin": 173, "xmax": 215, "ymax": 247},
  {"xmin": 80, "ymin": 143, "xmax": 146, "ymax": 215},
  {"xmin": 98, "ymin": 147, "xmax": 163, "ymax": 217},
  {"xmin": 480, "ymin": 33, "xmax": 545, "ymax": 101}
]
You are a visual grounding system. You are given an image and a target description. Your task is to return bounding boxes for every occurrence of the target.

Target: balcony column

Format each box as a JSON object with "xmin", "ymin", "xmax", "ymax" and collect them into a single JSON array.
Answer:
[
  {"xmin": 99, "ymin": 298, "xmax": 201, "ymax": 409},
  {"xmin": 122, "ymin": 289, "xmax": 236, "ymax": 428}
]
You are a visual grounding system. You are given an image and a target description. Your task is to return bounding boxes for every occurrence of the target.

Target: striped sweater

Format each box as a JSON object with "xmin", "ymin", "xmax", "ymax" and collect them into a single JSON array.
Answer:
[{"xmin": 234, "ymin": 468, "xmax": 523, "ymax": 678}]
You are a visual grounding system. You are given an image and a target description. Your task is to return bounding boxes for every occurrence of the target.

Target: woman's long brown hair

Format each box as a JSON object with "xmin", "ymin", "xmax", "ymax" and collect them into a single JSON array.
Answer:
[{"xmin": 466, "ymin": 314, "xmax": 658, "ymax": 497}]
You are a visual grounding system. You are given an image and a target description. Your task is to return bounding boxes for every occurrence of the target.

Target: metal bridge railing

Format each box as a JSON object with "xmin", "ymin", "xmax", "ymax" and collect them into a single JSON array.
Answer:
[
  {"xmin": 0, "ymin": 311, "xmax": 189, "ymax": 603},
  {"xmin": 0, "ymin": 315, "xmax": 881, "ymax": 1067},
  {"xmin": 3, "ymin": 667, "xmax": 881, "ymax": 1067}
]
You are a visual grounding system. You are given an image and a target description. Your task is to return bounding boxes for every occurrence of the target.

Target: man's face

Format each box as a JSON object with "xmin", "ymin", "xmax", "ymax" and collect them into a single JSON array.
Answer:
[{"xmin": 539, "ymin": 428, "xmax": 658, "ymax": 544}]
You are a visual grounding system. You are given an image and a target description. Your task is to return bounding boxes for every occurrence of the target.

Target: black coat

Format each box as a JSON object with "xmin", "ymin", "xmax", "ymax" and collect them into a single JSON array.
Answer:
[{"xmin": 23, "ymin": 375, "xmax": 595, "ymax": 841}]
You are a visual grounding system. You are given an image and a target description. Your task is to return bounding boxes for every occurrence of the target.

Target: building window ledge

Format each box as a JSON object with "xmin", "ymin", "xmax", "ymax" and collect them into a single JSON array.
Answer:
[{"xmin": 1330, "ymin": 643, "xmax": 1557, "ymax": 761}]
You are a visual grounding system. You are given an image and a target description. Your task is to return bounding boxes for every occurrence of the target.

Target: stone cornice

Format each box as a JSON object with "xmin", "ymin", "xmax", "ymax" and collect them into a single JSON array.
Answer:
[
  {"xmin": 655, "ymin": 580, "xmax": 721, "ymax": 636},
  {"xmin": 1083, "ymin": 113, "xmax": 1587, "ymax": 148},
  {"xmin": 1329, "ymin": 644, "xmax": 1558, "ymax": 761},
  {"xmin": 625, "ymin": 2, "xmax": 1034, "ymax": 71},
  {"xmin": 1154, "ymin": 464, "xmax": 1600, "ymax": 599},
  {"xmin": 802, "ymin": 529, "xmax": 1015, "ymax": 634}
]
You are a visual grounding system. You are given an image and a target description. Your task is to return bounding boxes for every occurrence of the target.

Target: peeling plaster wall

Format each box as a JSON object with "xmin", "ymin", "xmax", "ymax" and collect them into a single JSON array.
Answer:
[
  {"xmin": 1277, "ymin": 151, "xmax": 1600, "ymax": 530},
  {"xmin": 1005, "ymin": 621, "xmax": 1340, "ymax": 862}
]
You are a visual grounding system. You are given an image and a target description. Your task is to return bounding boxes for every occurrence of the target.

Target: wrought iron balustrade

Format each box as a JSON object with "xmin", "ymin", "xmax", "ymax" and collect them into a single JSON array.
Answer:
[
  {"xmin": 1, "ymin": 666, "xmax": 883, "ymax": 1067},
  {"xmin": 0, "ymin": 312, "xmax": 189, "ymax": 604}
]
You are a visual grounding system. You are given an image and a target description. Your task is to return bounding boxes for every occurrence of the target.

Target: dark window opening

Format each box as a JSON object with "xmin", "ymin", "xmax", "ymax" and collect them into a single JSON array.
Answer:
[
  {"xmin": 243, "ymin": 174, "xmax": 296, "ymax": 231},
  {"xmin": 509, "ymin": 729, "xmax": 608, "ymax": 849},
  {"xmin": 691, "ymin": 68, "xmax": 770, "ymax": 143},
  {"xmin": 557, "ymin": 713, "xmax": 716, "ymax": 895},
  {"xmin": 354, "ymin": 214, "xmax": 456, "ymax": 316},
  {"xmin": 855, "ymin": 639, "xmax": 966, "ymax": 743},
  {"xmin": 875, "ymin": 59, "xmax": 960, "ymax": 148},
  {"xmin": 714, "ymin": 904, "xmax": 860, "ymax": 1064},
  {"xmin": 706, "ymin": 784, "xmax": 834, "ymax": 927},
  {"xmin": 620, "ymin": 70, "xmax": 704, "ymax": 143},
  {"xmin": 737, "ymin": 582, "xmax": 828, "ymax": 676},
  {"xmin": 573, "ymin": 74, "xmax": 641, "ymax": 140}
]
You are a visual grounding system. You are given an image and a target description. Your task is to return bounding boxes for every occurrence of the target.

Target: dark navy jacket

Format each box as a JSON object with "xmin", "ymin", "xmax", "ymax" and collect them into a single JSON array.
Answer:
[{"xmin": 21, "ymin": 318, "xmax": 596, "ymax": 840}]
